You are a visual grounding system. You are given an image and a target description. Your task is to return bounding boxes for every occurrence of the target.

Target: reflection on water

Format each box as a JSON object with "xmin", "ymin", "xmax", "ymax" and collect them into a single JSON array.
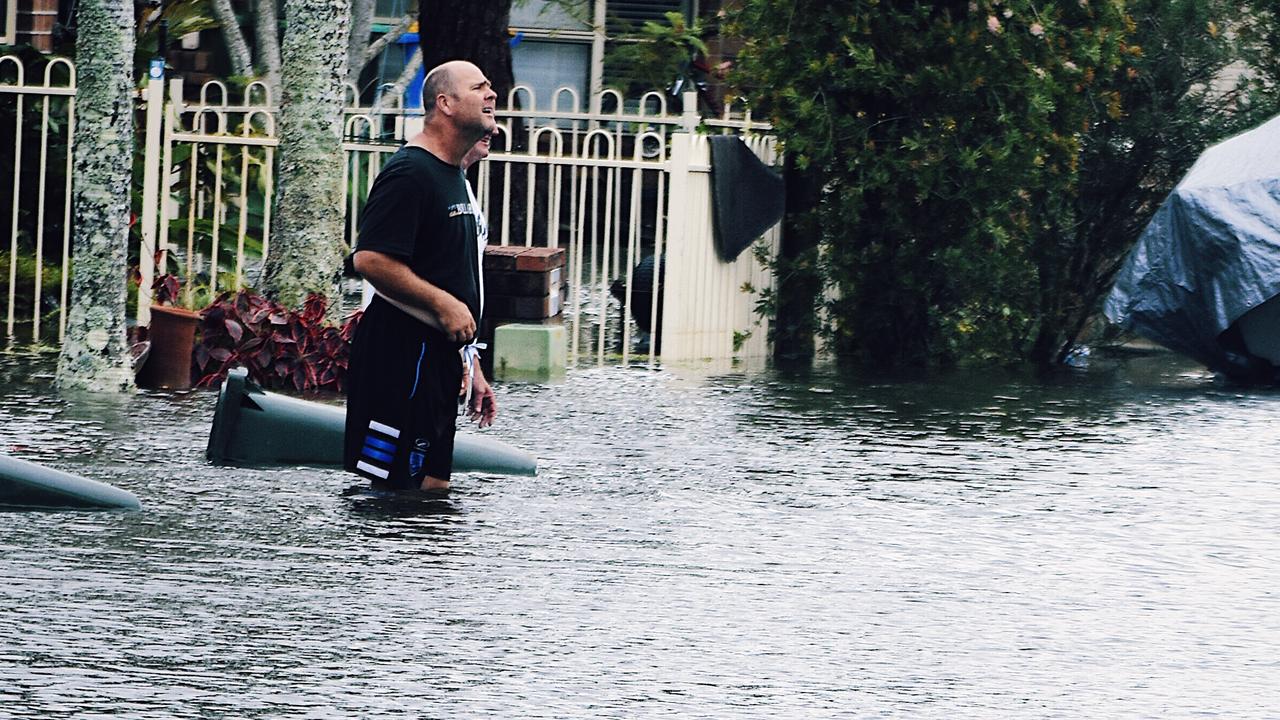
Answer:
[{"xmin": 2, "ymin": 350, "xmax": 1279, "ymax": 718}]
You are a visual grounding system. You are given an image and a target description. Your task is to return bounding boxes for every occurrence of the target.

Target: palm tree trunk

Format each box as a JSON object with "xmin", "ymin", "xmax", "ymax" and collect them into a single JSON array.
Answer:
[
  {"xmin": 361, "ymin": 12, "xmax": 414, "ymax": 80},
  {"xmin": 56, "ymin": 0, "xmax": 135, "ymax": 392},
  {"xmin": 346, "ymin": 0, "xmax": 375, "ymax": 86},
  {"xmin": 209, "ymin": 0, "xmax": 254, "ymax": 77},
  {"xmin": 261, "ymin": 0, "xmax": 350, "ymax": 311},
  {"xmin": 255, "ymin": 0, "xmax": 283, "ymax": 91}
]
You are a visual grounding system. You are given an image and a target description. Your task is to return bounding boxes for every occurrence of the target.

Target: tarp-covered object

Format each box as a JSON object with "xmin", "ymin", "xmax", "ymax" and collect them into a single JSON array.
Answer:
[
  {"xmin": 709, "ymin": 136, "xmax": 785, "ymax": 262},
  {"xmin": 1104, "ymin": 113, "xmax": 1280, "ymax": 376}
]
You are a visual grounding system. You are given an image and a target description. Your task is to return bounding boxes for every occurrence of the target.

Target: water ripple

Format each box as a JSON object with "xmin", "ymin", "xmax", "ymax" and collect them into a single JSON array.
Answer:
[{"xmin": 1, "ymin": 351, "xmax": 1279, "ymax": 717}]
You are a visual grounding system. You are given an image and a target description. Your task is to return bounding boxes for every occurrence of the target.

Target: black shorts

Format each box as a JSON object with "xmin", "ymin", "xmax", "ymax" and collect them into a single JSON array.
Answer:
[{"xmin": 344, "ymin": 297, "xmax": 464, "ymax": 488}]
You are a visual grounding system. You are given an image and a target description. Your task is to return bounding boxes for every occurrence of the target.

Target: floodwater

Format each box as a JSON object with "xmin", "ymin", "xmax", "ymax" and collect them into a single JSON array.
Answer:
[{"xmin": 1, "ymin": 350, "xmax": 1277, "ymax": 718}]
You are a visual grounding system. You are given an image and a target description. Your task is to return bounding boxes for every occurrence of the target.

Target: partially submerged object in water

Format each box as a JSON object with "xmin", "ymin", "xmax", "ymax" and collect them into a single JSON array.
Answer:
[
  {"xmin": 0, "ymin": 454, "xmax": 141, "ymax": 510},
  {"xmin": 207, "ymin": 367, "xmax": 537, "ymax": 476},
  {"xmin": 1105, "ymin": 113, "xmax": 1280, "ymax": 382}
]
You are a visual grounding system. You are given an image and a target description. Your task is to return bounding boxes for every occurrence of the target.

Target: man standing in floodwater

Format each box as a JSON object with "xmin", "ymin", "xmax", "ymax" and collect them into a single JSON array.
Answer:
[{"xmin": 344, "ymin": 60, "xmax": 499, "ymax": 496}]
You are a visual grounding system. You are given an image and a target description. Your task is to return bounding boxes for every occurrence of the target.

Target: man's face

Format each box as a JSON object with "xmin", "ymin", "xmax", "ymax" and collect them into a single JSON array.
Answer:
[
  {"xmin": 461, "ymin": 130, "xmax": 494, "ymax": 170},
  {"xmin": 448, "ymin": 63, "xmax": 498, "ymax": 139}
]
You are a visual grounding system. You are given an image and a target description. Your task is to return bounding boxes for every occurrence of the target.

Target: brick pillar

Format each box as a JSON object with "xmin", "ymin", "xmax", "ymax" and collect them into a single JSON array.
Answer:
[{"xmin": 17, "ymin": 0, "xmax": 60, "ymax": 52}]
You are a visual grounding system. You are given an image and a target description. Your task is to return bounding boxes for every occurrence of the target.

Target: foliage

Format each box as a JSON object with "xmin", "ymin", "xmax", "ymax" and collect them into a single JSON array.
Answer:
[
  {"xmin": 134, "ymin": 0, "xmax": 220, "ymax": 79},
  {"xmin": 1238, "ymin": 1, "xmax": 1280, "ymax": 82},
  {"xmin": 144, "ymin": 261, "xmax": 216, "ymax": 310},
  {"xmin": 0, "ymin": 251, "xmax": 66, "ymax": 321},
  {"xmin": 1038, "ymin": 0, "xmax": 1280, "ymax": 363},
  {"xmin": 128, "ymin": 117, "xmax": 271, "ymax": 310},
  {"xmin": 194, "ymin": 289, "xmax": 360, "ymax": 392},
  {"xmin": 151, "ymin": 271, "xmax": 182, "ymax": 306},
  {"xmin": 605, "ymin": 11, "xmax": 710, "ymax": 101},
  {"xmin": 729, "ymin": 1, "xmax": 1280, "ymax": 368},
  {"xmin": 731, "ymin": 1, "xmax": 1127, "ymax": 367}
]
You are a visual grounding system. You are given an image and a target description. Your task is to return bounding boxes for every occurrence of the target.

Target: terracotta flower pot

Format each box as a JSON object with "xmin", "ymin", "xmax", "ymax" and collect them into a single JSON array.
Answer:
[{"xmin": 137, "ymin": 305, "xmax": 201, "ymax": 389}]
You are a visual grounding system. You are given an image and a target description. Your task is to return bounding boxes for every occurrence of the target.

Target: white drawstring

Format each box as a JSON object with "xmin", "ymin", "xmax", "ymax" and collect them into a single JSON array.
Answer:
[{"xmin": 459, "ymin": 341, "xmax": 487, "ymax": 412}]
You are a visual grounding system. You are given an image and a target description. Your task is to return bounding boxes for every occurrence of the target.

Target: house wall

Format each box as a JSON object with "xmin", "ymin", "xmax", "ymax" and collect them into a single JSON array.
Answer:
[{"xmin": 12, "ymin": 0, "xmax": 57, "ymax": 52}]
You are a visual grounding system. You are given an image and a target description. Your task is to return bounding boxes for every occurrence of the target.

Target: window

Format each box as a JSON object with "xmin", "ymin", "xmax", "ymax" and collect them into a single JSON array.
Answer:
[
  {"xmin": 1, "ymin": 0, "xmax": 16, "ymax": 47},
  {"xmin": 606, "ymin": 0, "xmax": 689, "ymax": 36},
  {"xmin": 509, "ymin": 0, "xmax": 593, "ymax": 110},
  {"xmin": 373, "ymin": 0, "xmax": 413, "ymax": 25},
  {"xmin": 512, "ymin": 39, "xmax": 591, "ymax": 111},
  {"xmin": 511, "ymin": 0, "xmax": 591, "ymax": 34}
]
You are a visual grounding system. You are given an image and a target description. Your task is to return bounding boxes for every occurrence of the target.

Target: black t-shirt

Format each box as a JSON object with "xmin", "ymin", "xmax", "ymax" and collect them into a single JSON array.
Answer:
[{"xmin": 355, "ymin": 146, "xmax": 482, "ymax": 323}]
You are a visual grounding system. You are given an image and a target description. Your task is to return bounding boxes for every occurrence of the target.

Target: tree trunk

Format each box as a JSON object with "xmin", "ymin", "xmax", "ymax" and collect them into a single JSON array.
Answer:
[
  {"xmin": 261, "ymin": 0, "xmax": 350, "ymax": 311},
  {"xmin": 255, "ymin": 0, "xmax": 283, "ymax": 91},
  {"xmin": 772, "ymin": 155, "xmax": 822, "ymax": 365},
  {"xmin": 417, "ymin": 1, "xmax": 527, "ymax": 241},
  {"xmin": 418, "ymin": 0, "xmax": 515, "ymax": 103},
  {"xmin": 56, "ymin": 0, "xmax": 135, "ymax": 393},
  {"xmin": 346, "ymin": 0, "xmax": 375, "ymax": 86},
  {"xmin": 372, "ymin": 50, "xmax": 422, "ymax": 113},
  {"xmin": 210, "ymin": 0, "xmax": 254, "ymax": 78},
  {"xmin": 362, "ymin": 14, "xmax": 414, "ymax": 76}
]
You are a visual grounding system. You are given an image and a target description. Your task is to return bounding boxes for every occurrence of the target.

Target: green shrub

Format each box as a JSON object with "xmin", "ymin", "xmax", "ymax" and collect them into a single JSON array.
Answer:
[{"xmin": 730, "ymin": 1, "xmax": 1280, "ymax": 368}]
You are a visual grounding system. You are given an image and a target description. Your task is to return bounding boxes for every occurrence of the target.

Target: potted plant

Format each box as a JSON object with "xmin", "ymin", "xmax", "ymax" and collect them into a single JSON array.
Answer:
[{"xmin": 136, "ymin": 272, "xmax": 203, "ymax": 390}]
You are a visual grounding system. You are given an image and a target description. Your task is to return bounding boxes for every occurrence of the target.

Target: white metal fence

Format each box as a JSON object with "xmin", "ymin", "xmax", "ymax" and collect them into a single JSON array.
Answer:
[
  {"xmin": 3, "ymin": 55, "xmax": 782, "ymax": 367},
  {"xmin": 0, "ymin": 53, "xmax": 74, "ymax": 346}
]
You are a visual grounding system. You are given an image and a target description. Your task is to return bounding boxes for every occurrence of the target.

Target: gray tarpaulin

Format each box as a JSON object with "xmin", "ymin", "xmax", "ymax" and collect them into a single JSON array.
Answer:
[
  {"xmin": 708, "ymin": 136, "xmax": 785, "ymax": 262},
  {"xmin": 1103, "ymin": 113, "xmax": 1280, "ymax": 375}
]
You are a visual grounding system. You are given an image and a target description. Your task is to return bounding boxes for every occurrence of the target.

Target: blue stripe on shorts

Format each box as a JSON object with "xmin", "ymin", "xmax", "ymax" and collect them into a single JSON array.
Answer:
[
  {"xmin": 362, "ymin": 445, "xmax": 394, "ymax": 464},
  {"xmin": 363, "ymin": 435, "xmax": 396, "ymax": 452}
]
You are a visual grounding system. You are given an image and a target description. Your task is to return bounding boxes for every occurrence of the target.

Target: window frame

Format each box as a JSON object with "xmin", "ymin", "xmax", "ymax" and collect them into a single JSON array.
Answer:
[{"xmin": 1, "ymin": 0, "xmax": 17, "ymax": 47}]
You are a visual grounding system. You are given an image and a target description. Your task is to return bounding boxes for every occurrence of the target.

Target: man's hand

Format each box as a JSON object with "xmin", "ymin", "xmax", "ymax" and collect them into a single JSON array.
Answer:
[
  {"xmin": 466, "ymin": 363, "xmax": 498, "ymax": 428},
  {"xmin": 436, "ymin": 295, "xmax": 477, "ymax": 343}
]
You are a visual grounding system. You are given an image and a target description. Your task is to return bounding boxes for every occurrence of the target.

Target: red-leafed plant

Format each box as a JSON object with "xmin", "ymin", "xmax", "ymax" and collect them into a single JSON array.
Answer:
[
  {"xmin": 153, "ymin": 272, "xmax": 182, "ymax": 306},
  {"xmin": 194, "ymin": 290, "xmax": 362, "ymax": 392}
]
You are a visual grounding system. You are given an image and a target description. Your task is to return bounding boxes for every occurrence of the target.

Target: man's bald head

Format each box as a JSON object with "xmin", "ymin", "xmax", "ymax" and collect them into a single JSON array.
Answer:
[
  {"xmin": 421, "ymin": 60, "xmax": 482, "ymax": 122},
  {"xmin": 414, "ymin": 60, "xmax": 497, "ymax": 164}
]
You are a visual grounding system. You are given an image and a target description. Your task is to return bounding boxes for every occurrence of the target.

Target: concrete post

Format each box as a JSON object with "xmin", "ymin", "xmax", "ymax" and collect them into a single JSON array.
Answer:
[
  {"xmin": 680, "ymin": 90, "xmax": 699, "ymax": 133},
  {"xmin": 661, "ymin": 132, "xmax": 694, "ymax": 361}
]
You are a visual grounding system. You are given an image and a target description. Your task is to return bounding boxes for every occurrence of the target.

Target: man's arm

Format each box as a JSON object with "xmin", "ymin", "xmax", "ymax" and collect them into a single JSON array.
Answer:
[{"xmin": 353, "ymin": 249, "xmax": 476, "ymax": 343}]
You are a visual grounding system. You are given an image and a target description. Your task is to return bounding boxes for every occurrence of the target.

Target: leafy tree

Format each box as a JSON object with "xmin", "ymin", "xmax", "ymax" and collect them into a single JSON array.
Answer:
[
  {"xmin": 731, "ymin": 1, "xmax": 1280, "ymax": 369},
  {"xmin": 604, "ymin": 11, "xmax": 709, "ymax": 101},
  {"xmin": 1036, "ymin": 0, "xmax": 1280, "ymax": 363},
  {"xmin": 134, "ymin": 0, "xmax": 221, "ymax": 77},
  {"xmin": 731, "ymin": 1, "xmax": 1128, "ymax": 368}
]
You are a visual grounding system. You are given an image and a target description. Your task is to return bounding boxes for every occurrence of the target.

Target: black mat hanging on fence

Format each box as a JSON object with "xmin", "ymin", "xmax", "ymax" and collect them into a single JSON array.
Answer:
[{"xmin": 708, "ymin": 136, "xmax": 785, "ymax": 262}]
